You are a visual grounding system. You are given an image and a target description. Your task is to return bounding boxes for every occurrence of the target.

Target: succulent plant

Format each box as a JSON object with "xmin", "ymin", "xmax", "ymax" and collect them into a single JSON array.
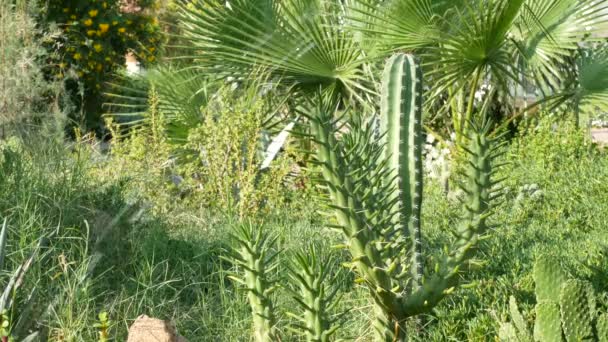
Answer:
[
  {"xmin": 303, "ymin": 53, "xmax": 504, "ymax": 340},
  {"xmin": 380, "ymin": 54, "xmax": 424, "ymax": 288},
  {"xmin": 500, "ymin": 255, "xmax": 608, "ymax": 342},
  {"xmin": 286, "ymin": 245, "xmax": 343, "ymax": 342},
  {"xmin": 228, "ymin": 223, "xmax": 346, "ymax": 342},
  {"xmin": 225, "ymin": 222, "xmax": 280, "ymax": 342}
]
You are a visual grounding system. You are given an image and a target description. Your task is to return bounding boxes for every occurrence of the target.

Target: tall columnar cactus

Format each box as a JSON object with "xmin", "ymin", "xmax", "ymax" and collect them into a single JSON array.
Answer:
[
  {"xmin": 380, "ymin": 54, "xmax": 424, "ymax": 286},
  {"xmin": 226, "ymin": 222, "xmax": 279, "ymax": 342},
  {"xmin": 304, "ymin": 53, "xmax": 504, "ymax": 340},
  {"xmin": 500, "ymin": 256, "xmax": 608, "ymax": 342}
]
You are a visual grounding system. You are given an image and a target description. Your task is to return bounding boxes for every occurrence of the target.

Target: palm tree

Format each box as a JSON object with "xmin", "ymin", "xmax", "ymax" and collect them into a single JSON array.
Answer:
[
  {"xmin": 175, "ymin": 0, "xmax": 374, "ymax": 105},
  {"xmin": 353, "ymin": 0, "xmax": 608, "ymax": 138},
  {"xmin": 173, "ymin": 0, "xmax": 608, "ymax": 140}
]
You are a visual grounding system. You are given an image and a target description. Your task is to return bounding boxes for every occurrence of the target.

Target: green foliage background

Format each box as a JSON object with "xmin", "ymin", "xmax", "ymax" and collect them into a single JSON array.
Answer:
[{"xmin": 41, "ymin": 0, "xmax": 163, "ymax": 131}]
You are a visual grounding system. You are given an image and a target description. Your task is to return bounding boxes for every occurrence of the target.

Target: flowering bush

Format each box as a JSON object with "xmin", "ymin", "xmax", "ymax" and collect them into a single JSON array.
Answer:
[{"xmin": 43, "ymin": 0, "xmax": 163, "ymax": 130}]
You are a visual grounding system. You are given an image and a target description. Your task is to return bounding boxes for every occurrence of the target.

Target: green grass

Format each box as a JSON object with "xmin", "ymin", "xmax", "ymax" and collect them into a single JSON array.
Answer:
[{"xmin": 1, "ymin": 117, "xmax": 607, "ymax": 341}]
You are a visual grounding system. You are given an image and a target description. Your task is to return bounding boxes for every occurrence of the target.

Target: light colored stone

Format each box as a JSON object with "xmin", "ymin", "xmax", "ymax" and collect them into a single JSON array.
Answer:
[
  {"xmin": 127, "ymin": 315, "xmax": 187, "ymax": 342},
  {"xmin": 591, "ymin": 128, "xmax": 608, "ymax": 146}
]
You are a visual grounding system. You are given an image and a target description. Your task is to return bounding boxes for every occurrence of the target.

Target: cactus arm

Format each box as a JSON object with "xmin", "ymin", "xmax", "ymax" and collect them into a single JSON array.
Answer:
[
  {"xmin": 380, "ymin": 54, "xmax": 424, "ymax": 287},
  {"xmin": 307, "ymin": 98, "xmax": 401, "ymax": 303},
  {"xmin": 534, "ymin": 256, "xmax": 567, "ymax": 304},
  {"xmin": 499, "ymin": 322, "xmax": 519, "ymax": 341},
  {"xmin": 306, "ymin": 98, "xmax": 409, "ymax": 340},
  {"xmin": 287, "ymin": 246, "xmax": 342, "ymax": 342},
  {"xmin": 402, "ymin": 120, "xmax": 502, "ymax": 314},
  {"xmin": 508, "ymin": 296, "xmax": 533, "ymax": 342}
]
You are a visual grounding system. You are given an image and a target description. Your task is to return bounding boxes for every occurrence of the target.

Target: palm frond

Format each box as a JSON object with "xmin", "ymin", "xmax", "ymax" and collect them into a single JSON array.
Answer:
[
  {"xmin": 426, "ymin": 0, "xmax": 525, "ymax": 97},
  {"xmin": 347, "ymin": 0, "xmax": 453, "ymax": 52},
  {"xmin": 576, "ymin": 45, "xmax": 608, "ymax": 115},
  {"xmin": 104, "ymin": 66, "xmax": 213, "ymax": 142},
  {"xmin": 515, "ymin": 0, "xmax": 608, "ymax": 92},
  {"xmin": 175, "ymin": 0, "xmax": 372, "ymax": 102}
]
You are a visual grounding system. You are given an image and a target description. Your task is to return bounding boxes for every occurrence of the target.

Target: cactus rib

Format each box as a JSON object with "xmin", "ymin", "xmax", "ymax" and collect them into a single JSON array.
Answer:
[{"xmin": 380, "ymin": 54, "xmax": 424, "ymax": 288}]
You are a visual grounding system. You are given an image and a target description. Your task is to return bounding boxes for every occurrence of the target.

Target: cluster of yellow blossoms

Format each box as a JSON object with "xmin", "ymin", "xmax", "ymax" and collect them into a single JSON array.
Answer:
[{"xmin": 47, "ymin": 0, "xmax": 162, "ymax": 90}]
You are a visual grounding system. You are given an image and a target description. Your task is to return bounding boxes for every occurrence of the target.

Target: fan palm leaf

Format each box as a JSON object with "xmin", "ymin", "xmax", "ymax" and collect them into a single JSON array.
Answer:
[
  {"xmin": 515, "ymin": 0, "xmax": 608, "ymax": 94},
  {"xmin": 571, "ymin": 45, "xmax": 608, "ymax": 124},
  {"xmin": 175, "ymin": 0, "xmax": 372, "ymax": 103},
  {"xmin": 427, "ymin": 0, "xmax": 525, "ymax": 97},
  {"xmin": 104, "ymin": 66, "xmax": 213, "ymax": 143}
]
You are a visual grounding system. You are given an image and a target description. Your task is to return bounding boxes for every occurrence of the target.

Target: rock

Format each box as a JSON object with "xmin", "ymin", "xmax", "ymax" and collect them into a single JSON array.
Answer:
[
  {"xmin": 127, "ymin": 315, "xmax": 187, "ymax": 342},
  {"xmin": 591, "ymin": 128, "xmax": 608, "ymax": 146}
]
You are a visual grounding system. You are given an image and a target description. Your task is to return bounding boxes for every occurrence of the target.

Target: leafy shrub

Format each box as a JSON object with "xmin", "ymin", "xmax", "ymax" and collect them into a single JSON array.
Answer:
[
  {"xmin": 41, "ymin": 0, "xmax": 163, "ymax": 130},
  {"xmin": 101, "ymin": 85, "xmax": 294, "ymax": 218},
  {"xmin": 180, "ymin": 88, "xmax": 293, "ymax": 218}
]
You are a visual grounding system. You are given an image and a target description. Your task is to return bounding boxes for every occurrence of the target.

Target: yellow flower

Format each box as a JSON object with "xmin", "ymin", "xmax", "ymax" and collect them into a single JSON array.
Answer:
[
  {"xmin": 147, "ymin": 55, "xmax": 156, "ymax": 62},
  {"xmin": 112, "ymin": 20, "xmax": 118, "ymax": 26},
  {"xmin": 148, "ymin": 47, "xmax": 155, "ymax": 52},
  {"xmin": 62, "ymin": 8, "xmax": 69, "ymax": 13},
  {"xmin": 59, "ymin": 62, "xmax": 66, "ymax": 69},
  {"xmin": 96, "ymin": 64, "xmax": 103, "ymax": 72},
  {"xmin": 98, "ymin": 23, "xmax": 109, "ymax": 33},
  {"xmin": 73, "ymin": 53, "xmax": 82, "ymax": 60},
  {"xmin": 84, "ymin": 18, "xmax": 93, "ymax": 26},
  {"xmin": 70, "ymin": 15, "xmax": 77, "ymax": 20},
  {"xmin": 93, "ymin": 44, "xmax": 103, "ymax": 52},
  {"xmin": 105, "ymin": 56, "xmax": 111, "ymax": 62},
  {"xmin": 118, "ymin": 27, "xmax": 126, "ymax": 33},
  {"xmin": 102, "ymin": 2, "xmax": 108, "ymax": 9},
  {"xmin": 77, "ymin": 71, "xmax": 84, "ymax": 77},
  {"xmin": 87, "ymin": 30, "xmax": 96, "ymax": 37},
  {"xmin": 89, "ymin": 9, "xmax": 98, "ymax": 17}
]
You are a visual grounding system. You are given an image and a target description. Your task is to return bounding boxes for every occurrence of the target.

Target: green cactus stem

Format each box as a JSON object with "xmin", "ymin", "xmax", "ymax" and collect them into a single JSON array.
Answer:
[
  {"xmin": 534, "ymin": 256, "xmax": 567, "ymax": 304},
  {"xmin": 287, "ymin": 245, "xmax": 342, "ymax": 342},
  {"xmin": 303, "ymin": 53, "xmax": 503, "ymax": 341},
  {"xmin": 560, "ymin": 280, "xmax": 594, "ymax": 342},
  {"xmin": 226, "ymin": 222, "xmax": 279, "ymax": 342},
  {"xmin": 534, "ymin": 302, "xmax": 562, "ymax": 342},
  {"xmin": 380, "ymin": 53, "xmax": 424, "ymax": 288}
]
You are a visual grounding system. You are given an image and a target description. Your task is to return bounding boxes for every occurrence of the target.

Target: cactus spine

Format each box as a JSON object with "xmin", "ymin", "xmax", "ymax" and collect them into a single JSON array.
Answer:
[{"xmin": 380, "ymin": 54, "xmax": 424, "ymax": 286}]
